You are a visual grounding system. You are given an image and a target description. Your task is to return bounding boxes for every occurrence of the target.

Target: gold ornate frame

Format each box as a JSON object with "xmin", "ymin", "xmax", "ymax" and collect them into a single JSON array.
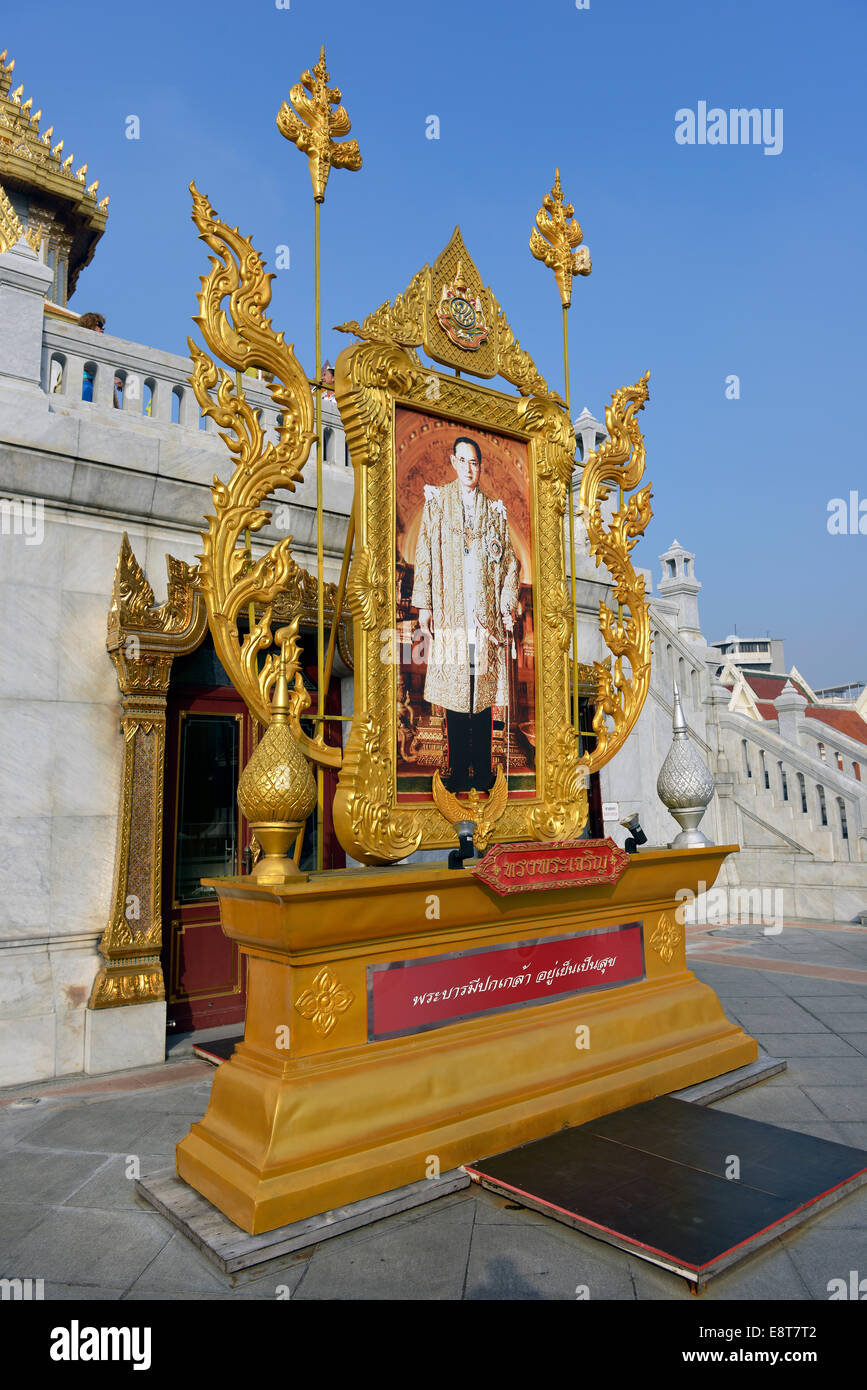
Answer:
[{"xmin": 333, "ymin": 237, "xmax": 589, "ymax": 864}]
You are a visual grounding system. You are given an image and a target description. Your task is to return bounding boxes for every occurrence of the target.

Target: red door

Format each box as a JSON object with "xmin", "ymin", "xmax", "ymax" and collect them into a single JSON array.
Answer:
[
  {"xmin": 162, "ymin": 663, "xmax": 346, "ymax": 1033},
  {"xmin": 162, "ymin": 687, "xmax": 254, "ymax": 1032}
]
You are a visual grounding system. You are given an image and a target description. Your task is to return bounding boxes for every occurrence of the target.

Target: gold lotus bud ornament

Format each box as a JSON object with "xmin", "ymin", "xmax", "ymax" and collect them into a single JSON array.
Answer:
[{"xmin": 237, "ymin": 628, "xmax": 316, "ymax": 883}]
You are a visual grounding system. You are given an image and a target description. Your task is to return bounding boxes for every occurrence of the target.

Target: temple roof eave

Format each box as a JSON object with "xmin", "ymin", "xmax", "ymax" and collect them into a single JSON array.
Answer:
[{"xmin": 0, "ymin": 46, "xmax": 107, "ymax": 294}]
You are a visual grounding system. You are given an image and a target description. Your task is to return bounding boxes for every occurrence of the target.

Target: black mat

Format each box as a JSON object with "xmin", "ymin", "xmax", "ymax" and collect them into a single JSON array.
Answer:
[
  {"xmin": 466, "ymin": 1096, "xmax": 867, "ymax": 1287},
  {"xmin": 192, "ymin": 1034, "xmax": 241, "ymax": 1065}
]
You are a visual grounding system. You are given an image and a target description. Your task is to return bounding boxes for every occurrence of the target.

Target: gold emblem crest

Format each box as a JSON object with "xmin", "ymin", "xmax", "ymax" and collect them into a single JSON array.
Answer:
[{"xmin": 435, "ymin": 260, "xmax": 489, "ymax": 351}]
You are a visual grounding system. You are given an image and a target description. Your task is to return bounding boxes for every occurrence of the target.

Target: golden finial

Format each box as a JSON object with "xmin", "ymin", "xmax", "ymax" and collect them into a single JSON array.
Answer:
[
  {"xmin": 42, "ymin": 125, "xmax": 53, "ymax": 145},
  {"xmin": 22, "ymin": 95, "xmax": 32, "ymax": 115},
  {"xmin": 32, "ymin": 108, "xmax": 41, "ymax": 127},
  {"xmin": 529, "ymin": 168, "xmax": 591, "ymax": 309},
  {"xmin": 236, "ymin": 624, "xmax": 318, "ymax": 883},
  {"xmin": 11, "ymin": 83, "xmax": 23, "ymax": 103},
  {"xmin": 99, "ymin": 195, "xmax": 110, "ymax": 211},
  {"xmin": 75, "ymin": 163, "xmax": 87, "ymax": 182},
  {"xmin": 62, "ymin": 153, "xmax": 73, "ymax": 172},
  {"xmin": 86, "ymin": 179, "xmax": 99, "ymax": 197},
  {"xmin": 52, "ymin": 139, "xmax": 63, "ymax": 158},
  {"xmin": 276, "ymin": 44, "xmax": 362, "ymax": 202}
]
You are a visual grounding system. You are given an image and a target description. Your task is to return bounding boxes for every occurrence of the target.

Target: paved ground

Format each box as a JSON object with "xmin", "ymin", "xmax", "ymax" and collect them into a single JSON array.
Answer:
[{"xmin": 2, "ymin": 918, "xmax": 867, "ymax": 1301}]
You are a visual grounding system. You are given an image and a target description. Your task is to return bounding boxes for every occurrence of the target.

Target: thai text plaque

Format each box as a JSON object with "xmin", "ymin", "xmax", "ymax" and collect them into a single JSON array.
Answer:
[
  {"xmin": 368, "ymin": 919, "xmax": 644, "ymax": 1040},
  {"xmin": 470, "ymin": 837, "xmax": 629, "ymax": 896}
]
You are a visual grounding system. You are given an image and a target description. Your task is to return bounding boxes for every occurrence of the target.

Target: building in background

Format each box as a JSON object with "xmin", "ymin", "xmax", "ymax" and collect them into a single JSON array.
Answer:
[{"xmin": 709, "ymin": 634, "xmax": 786, "ymax": 676}]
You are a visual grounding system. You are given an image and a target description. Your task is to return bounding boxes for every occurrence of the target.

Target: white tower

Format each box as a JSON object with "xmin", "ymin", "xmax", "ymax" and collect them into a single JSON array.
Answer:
[{"xmin": 658, "ymin": 539, "xmax": 703, "ymax": 643}]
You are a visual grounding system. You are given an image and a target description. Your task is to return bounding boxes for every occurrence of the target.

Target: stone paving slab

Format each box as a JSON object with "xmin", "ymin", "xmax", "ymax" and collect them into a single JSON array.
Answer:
[{"xmin": 751, "ymin": 1033, "xmax": 863, "ymax": 1057}]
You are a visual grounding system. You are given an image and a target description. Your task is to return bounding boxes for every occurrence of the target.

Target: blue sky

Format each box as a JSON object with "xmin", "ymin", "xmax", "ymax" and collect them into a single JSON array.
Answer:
[{"xmin": 5, "ymin": 0, "xmax": 865, "ymax": 685}]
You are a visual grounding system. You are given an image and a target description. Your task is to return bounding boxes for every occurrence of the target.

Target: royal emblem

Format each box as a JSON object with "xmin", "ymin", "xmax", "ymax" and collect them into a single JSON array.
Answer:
[{"xmin": 436, "ymin": 260, "xmax": 489, "ymax": 351}]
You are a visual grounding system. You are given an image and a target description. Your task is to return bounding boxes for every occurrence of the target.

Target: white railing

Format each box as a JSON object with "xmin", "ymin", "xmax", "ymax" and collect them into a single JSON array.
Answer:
[
  {"xmin": 720, "ymin": 709, "xmax": 866, "ymax": 855},
  {"xmin": 40, "ymin": 319, "xmax": 347, "ymax": 452}
]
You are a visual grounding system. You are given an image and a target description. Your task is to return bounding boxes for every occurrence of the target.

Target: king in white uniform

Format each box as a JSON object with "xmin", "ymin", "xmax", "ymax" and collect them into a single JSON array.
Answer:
[{"xmin": 412, "ymin": 436, "xmax": 519, "ymax": 792}]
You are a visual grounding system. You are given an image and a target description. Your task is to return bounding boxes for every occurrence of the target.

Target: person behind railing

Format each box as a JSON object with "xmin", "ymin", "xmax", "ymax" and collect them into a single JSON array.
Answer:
[{"xmin": 76, "ymin": 311, "xmax": 123, "ymax": 406}]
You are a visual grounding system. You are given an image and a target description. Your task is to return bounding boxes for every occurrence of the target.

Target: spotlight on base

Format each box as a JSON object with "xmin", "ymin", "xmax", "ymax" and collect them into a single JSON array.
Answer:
[{"xmin": 620, "ymin": 812, "xmax": 647, "ymax": 855}]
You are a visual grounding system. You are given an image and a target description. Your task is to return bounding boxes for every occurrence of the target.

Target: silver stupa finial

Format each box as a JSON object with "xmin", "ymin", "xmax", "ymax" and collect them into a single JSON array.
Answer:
[{"xmin": 656, "ymin": 680, "xmax": 715, "ymax": 848}]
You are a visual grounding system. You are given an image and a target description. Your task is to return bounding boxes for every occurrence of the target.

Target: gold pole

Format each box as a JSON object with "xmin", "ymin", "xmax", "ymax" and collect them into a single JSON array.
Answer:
[
  {"xmin": 314, "ymin": 198, "xmax": 325, "ymax": 872},
  {"xmin": 323, "ymin": 511, "xmax": 354, "ymax": 700},
  {"xmin": 235, "ymin": 369, "xmax": 257, "ymax": 638},
  {"xmin": 529, "ymin": 169, "xmax": 591, "ymax": 736},
  {"xmin": 275, "ymin": 45, "xmax": 363, "ymax": 873},
  {"xmin": 562, "ymin": 305, "xmax": 580, "ymax": 732}
]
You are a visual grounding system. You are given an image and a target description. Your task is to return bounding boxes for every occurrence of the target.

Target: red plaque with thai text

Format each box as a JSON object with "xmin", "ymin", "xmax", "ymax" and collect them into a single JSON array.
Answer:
[
  {"xmin": 368, "ymin": 920, "xmax": 645, "ymax": 1040},
  {"xmin": 470, "ymin": 838, "xmax": 629, "ymax": 896}
]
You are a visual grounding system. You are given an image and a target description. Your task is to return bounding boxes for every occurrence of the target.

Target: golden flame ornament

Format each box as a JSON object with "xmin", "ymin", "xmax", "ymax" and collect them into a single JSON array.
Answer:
[
  {"xmin": 276, "ymin": 45, "xmax": 362, "ymax": 202},
  {"xmin": 188, "ymin": 183, "xmax": 338, "ymax": 769},
  {"xmin": 579, "ymin": 372, "xmax": 654, "ymax": 772}
]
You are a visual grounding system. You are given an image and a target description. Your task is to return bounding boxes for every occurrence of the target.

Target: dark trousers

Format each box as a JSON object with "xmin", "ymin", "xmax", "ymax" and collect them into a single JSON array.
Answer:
[{"xmin": 445, "ymin": 671, "xmax": 493, "ymax": 792}]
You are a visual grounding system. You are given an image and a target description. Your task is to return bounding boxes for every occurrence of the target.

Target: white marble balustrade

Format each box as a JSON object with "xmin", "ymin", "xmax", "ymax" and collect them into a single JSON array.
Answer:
[{"xmin": 40, "ymin": 319, "xmax": 290, "ymax": 440}]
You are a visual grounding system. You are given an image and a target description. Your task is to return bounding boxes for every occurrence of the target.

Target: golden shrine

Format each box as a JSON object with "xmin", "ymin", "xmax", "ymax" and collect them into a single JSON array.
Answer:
[{"xmin": 175, "ymin": 47, "xmax": 756, "ymax": 1234}]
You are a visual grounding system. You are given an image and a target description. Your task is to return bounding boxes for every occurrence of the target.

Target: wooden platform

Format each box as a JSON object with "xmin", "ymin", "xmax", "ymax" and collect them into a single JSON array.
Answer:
[
  {"xmin": 136, "ymin": 1168, "xmax": 470, "ymax": 1276},
  {"xmin": 465, "ymin": 1096, "xmax": 867, "ymax": 1290}
]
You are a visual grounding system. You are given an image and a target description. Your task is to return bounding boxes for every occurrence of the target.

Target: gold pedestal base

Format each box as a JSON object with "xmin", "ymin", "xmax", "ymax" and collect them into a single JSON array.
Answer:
[{"xmin": 177, "ymin": 847, "xmax": 755, "ymax": 1234}]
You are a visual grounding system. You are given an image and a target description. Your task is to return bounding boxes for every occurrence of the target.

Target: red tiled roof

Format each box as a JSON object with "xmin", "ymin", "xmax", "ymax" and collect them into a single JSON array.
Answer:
[
  {"xmin": 741, "ymin": 672, "xmax": 813, "ymax": 702},
  {"xmin": 755, "ymin": 701, "xmax": 778, "ymax": 721},
  {"xmin": 805, "ymin": 707, "xmax": 867, "ymax": 747}
]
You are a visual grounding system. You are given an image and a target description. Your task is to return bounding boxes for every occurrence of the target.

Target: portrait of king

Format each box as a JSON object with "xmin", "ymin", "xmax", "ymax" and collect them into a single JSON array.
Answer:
[{"xmin": 394, "ymin": 408, "xmax": 537, "ymax": 801}]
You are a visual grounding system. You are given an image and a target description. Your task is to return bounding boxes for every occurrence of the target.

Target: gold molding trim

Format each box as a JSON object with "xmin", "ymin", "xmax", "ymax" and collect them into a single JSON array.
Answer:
[
  {"xmin": 91, "ymin": 538, "xmax": 207, "ymax": 1010},
  {"xmin": 332, "ymin": 323, "xmax": 588, "ymax": 865}
]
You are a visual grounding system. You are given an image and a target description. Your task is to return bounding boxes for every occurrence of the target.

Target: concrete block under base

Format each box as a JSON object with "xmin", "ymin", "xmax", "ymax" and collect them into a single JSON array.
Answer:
[
  {"xmin": 136, "ymin": 1167, "xmax": 471, "ymax": 1275},
  {"xmin": 84, "ymin": 1000, "xmax": 166, "ymax": 1075}
]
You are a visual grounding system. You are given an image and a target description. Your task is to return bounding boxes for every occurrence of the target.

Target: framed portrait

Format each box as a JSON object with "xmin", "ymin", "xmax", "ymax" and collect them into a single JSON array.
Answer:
[
  {"xmin": 332, "ymin": 233, "xmax": 590, "ymax": 865},
  {"xmin": 394, "ymin": 406, "xmax": 537, "ymax": 805}
]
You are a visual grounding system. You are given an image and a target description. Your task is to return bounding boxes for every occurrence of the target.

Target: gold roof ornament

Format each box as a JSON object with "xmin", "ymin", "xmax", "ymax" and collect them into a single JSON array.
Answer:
[
  {"xmin": 0, "ymin": 177, "xmax": 23, "ymax": 252},
  {"xmin": 0, "ymin": 46, "xmax": 107, "ymax": 295},
  {"xmin": 276, "ymin": 45, "xmax": 362, "ymax": 203}
]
